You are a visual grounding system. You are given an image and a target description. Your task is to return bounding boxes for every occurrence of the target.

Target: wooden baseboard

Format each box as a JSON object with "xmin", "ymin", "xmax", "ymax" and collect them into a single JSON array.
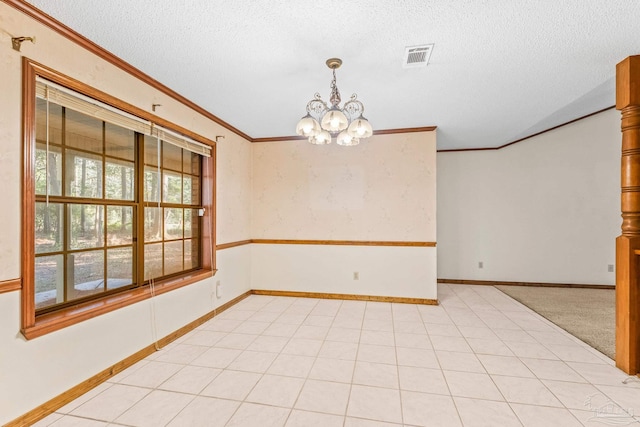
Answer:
[
  {"xmin": 250, "ymin": 289, "xmax": 438, "ymax": 305},
  {"xmin": 4, "ymin": 290, "xmax": 252, "ymax": 427},
  {"xmin": 438, "ymin": 278, "xmax": 615, "ymax": 290}
]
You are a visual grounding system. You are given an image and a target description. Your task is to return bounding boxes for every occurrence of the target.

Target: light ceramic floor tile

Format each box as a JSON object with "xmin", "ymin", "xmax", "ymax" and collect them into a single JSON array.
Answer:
[
  {"xmin": 344, "ymin": 417, "xmax": 401, "ymax": 427},
  {"xmin": 263, "ymin": 322, "xmax": 299, "ymax": 338},
  {"xmin": 57, "ymin": 382, "xmax": 112, "ymax": 414},
  {"xmin": 181, "ymin": 330, "xmax": 227, "ymax": 347},
  {"xmin": 492, "ymin": 329, "xmax": 537, "ymax": 343},
  {"xmin": 396, "ymin": 347, "xmax": 439, "ymax": 369},
  {"xmin": 466, "ymin": 338, "xmax": 515, "ymax": 356},
  {"xmin": 246, "ymin": 335, "xmax": 289, "ymax": 353},
  {"xmin": 332, "ymin": 317, "xmax": 364, "ymax": 329},
  {"xmin": 478, "ymin": 354, "xmax": 534, "ymax": 378},
  {"xmin": 545, "ymin": 344, "xmax": 608, "ymax": 364},
  {"xmin": 295, "ymin": 379, "xmax": 351, "ymax": 415},
  {"xmin": 200, "ymin": 319, "xmax": 242, "ymax": 332},
  {"xmin": 458, "ymin": 325, "xmax": 499, "ymax": 340},
  {"xmin": 267, "ymin": 353, "xmax": 316, "ymax": 378},
  {"xmin": 47, "ymin": 416, "xmax": 108, "ymax": 426},
  {"xmin": 233, "ymin": 320, "xmax": 270, "ymax": 335},
  {"xmin": 504, "ymin": 341, "xmax": 559, "ymax": 360},
  {"xmin": 282, "ymin": 338, "xmax": 323, "ymax": 356},
  {"xmin": 398, "ymin": 366, "xmax": 450, "ymax": 395},
  {"xmin": 362, "ymin": 319, "xmax": 394, "ymax": 332},
  {"xmin": 246, "ymin": 374, "xmax": 305, "ymax": 407},
  {"xmin": 570, "ymin": 408, "xmax": 637, "ymax": 427},
  {"xmin": 357, "ymin": 344, "xmax": 397, "ymax": 365},
  {"xmin": 394, "ymin": 332, "xmax": 432, "ymax": 349},
  {"xmin": 347, "ymin": 385, "xmax": 403, "ymax": 424},
  {"xmin": 285, "ymin": 410, "xmax": 344, "ymax": 427},
  {"xmin": 393, "ymin": 321, "xmax": 427, "ymax": 335},
  {"xmin": 436, "ymin": 350, "xmax": 486, "ymax": 373},
  {"xmin": 70, "ymin": 384, "xmax": 150, "ymax": 422},
  {"xmin": 430, "ymin": 335, "xmax": 473, "ymax": 353},
  {"xmin": 214, "ymin": 332, "xmax": 258, "ymax": 350},
  {"xmin": 166, "ymin": 395, "xmax": 239, "ymax": 427},
  {"xmin": 309, "ymin": 357, "xmax": 355, "ymax": 383},
  {"xmin": 225, "ymin": 402, "xmax": 290, "ymax": 427},
  {"xmin": 401, "ymin": 391, "xmax": 462, "ymax": 427},
  {"xmin": 492, "ymin": 375, "xmax": 562, "ymax": 407},
  {"xmin": 114, "ymin": 390, "xmax": 193, "ymax": 427},
  {"xmin": 326, "ymin": 327, "xmax": 361, "ymax": 343},
  {"xmin": 443, "ymin": 371, "xmax": 504, "ymax": 401},
  {"xmin": 595, "ymin": 384, "xmax": 640, "ymax": 415},
  {"xmin": 200, "ymin": 370, "xmax": 262, "ymax": 400},
  {"xmin": 520, "ymin": 358, "xmax": 586, "ymax": 382},
  {"xmin": 219, "ymin": 309, "xmax": 256, "ymax": 321},
  {"xmin": 541, "ymin": 380, "xmax": 603, "ymax": 410},
  {"xmin": 360, "ymin": 330, "xmax": 395, "ymax": 346},
  {"xmin": 117, "ymin": 361, "xmax": 183, "ymax": 388},
  {"xmin": 528, "ymin": 330, "xmax": 579, "ymax": 346},
  {"xmin": 276, "ymin": 313, "xmax": 307, "ymax": 325},
  {"xmin": 293, "ymin": 325, "xmax": 329, "ymax": 340},
  {"xmin": 510, "ymin": 403, "xmax": 583, "ymax": 427},
  {"xmin": 453, "ymin": 397, "xmax": 522, "ymax": 427},
  {"xmin": 190, "ymin": 347, "xmax": 242, "ymax": 369},
  {"xmin": 250, "ymin": 311, "xmax": 281, "ymax": 323},
  {"xmin": 318, "ymin": 340, "xmax": 359, "ymax": 360},
  {"xmin": 31, "ymin": 413, "xmax": 63, "ymax": 427},
  {"xmin": 567, "ymin": 362, "xmax": 638, "ymax": 387},
  {"xmin": 158, "ymin": 365, "xmax": 221, "ymax": 394},
  {"xmin": 154, "ymin": 344, "xmax": 209, "ymax": 364},
  {"xmin": 303, "ymin": 315, "xmax": 334, "ymax": 327},
  {"xmin": 353, "ymin": 361, "xmax": 399, "ymax": 389},
  {"xmin": 226, "ymin": 350, "xmax": 277, "ymax": 373}
]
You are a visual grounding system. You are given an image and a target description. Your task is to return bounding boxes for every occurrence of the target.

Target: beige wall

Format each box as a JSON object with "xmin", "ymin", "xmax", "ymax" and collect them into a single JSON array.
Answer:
[
  {"xmin": 250, "ymin": 133, "xmax": 438, "ymax": 300},
  {"xmin": 0, "ymin": 3, "xmax": 252, "ymax": 423},
  {"xmin": 437, "ymin": 109, "xmax": 619, "ymax": 285}
]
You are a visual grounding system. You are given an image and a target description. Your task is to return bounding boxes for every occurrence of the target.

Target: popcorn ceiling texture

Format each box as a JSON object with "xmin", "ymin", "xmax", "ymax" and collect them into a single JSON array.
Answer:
[{"xmin": 25, "ymin": 0, "xmax": 640, "ymax": 149}]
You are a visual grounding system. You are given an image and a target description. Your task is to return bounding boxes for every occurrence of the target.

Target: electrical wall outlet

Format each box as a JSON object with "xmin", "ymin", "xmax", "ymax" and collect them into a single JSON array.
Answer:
[
  {"xmin": 353, "ymin": 272, "xmax": 359, "ymax": 280},
  {"xmin": 216, "ymin": 280, "xmax": 222, "ymax": 298},
  {"xmin": 608, "ymin": 264, "xmax": 614, "ymax": 273},
  {"xmin": 478, "ymin": 261, "xmax": 483, "ymax": 269}
]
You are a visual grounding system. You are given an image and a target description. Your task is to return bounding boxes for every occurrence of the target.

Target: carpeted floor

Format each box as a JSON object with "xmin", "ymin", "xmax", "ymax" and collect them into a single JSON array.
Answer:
[{"xmin": 495, "ymin": 285, "xmax": 615, "ymax": 359}]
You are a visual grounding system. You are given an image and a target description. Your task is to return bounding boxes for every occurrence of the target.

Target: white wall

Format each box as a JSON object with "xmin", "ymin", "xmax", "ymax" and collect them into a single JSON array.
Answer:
[
  {"xmin": 0, "ymin": 3, "xmax": 252, "ymax": 423},
  {"xmin": 437, "ymin": 109, "xmax": 620, "ymax": 285},
  {"xmin": 251, "ymin": 133, "xmax": 438, "ymax": 300}
]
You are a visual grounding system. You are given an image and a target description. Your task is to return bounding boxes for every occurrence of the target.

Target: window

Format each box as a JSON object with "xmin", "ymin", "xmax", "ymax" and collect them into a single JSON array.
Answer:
[{"xmin": 22, "ymin": 59, "xmax": 215, "ymax": 337}]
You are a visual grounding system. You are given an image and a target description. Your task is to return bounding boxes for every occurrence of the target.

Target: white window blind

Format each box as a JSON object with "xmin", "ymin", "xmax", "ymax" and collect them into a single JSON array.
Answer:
[{"xmin": 36, "ymin": 77, "xmax": 212, "ymax": 157}]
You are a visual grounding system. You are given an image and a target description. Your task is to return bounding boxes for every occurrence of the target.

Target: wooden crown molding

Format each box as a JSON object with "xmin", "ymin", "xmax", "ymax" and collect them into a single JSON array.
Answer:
[
  {"xmin": 0, "ymin": 278, "xmax": 22, "ymax": 294},
  {"xmin": 251, "ymin": 126, "xmax": 438, "ymax": 143},
  {"xmin": 437, "ymin": 106, "xmax": 615, "ymax": 153}
]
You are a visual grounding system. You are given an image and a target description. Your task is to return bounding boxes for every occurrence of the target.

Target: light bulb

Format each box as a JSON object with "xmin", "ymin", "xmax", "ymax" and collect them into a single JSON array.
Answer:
[{"xmin": 347, "ymin": 116, "xmax": 373, "ymax": 139}]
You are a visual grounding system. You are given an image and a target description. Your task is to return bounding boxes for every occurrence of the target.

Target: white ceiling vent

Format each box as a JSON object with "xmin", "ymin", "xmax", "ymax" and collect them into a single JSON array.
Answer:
[{"xmin": 403, "ymin": 44, "xmax": 434, "ymax": 68}]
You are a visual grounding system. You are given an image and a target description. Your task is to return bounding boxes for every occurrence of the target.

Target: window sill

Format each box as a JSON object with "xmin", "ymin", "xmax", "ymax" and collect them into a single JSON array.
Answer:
[{"xmin": 22, "ymin": 269, "xmax": 217, "ymax": 340}]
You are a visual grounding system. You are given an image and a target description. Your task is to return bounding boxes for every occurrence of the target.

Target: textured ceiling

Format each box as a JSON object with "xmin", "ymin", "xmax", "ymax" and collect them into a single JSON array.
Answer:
[{"xmin": 24, "ymin": 1, "xmax": 640, "ymax": 149}]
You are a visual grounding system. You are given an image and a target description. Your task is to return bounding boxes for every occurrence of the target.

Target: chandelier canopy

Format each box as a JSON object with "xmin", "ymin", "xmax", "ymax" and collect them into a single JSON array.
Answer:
[{"xmin": 296, "ymin": 58, "xmax": 372, "ymax": 146}]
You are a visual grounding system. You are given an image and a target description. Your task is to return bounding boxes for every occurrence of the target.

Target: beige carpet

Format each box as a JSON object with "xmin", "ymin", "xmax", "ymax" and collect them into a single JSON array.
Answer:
[{"xmin": 495, "ymin": 285, "xmax": 615, "ymax": 359}]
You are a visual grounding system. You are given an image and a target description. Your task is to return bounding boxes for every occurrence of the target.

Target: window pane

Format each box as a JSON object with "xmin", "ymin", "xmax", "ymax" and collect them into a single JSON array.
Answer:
[
  {"xmin": 144, "ymin": 135, "xmax": 159, "ymax": 167},
  {"xmin": 69, "ymin": 204, "xmax": 104, "ymax": 250},
  {"xmin": 183, "ymin": 151, "xmax": 200, "ymax": 175},
  {"xmin": 36, "ymin": 99, "xmax": 63, "ymax": 145},
  {"xmin": 144, "ymin": 167, "xmax": 160, "ymax": 202},
  {"xmin": 163, "ymin": 171, "xmax": 182, "ymax": 203},
  {"xmin": 162, "ymin": 142, "xmax": 182, "ymax": 172},
  {"xmin": 183, "ymin": 175, "xmax": 192, "ymax": 205},
  {"xmin": 107, "ymin": 247, "xmax": 133, "ymax": 290},
  {"xmin": 144, "ymin": 243, "xmax": 162, "ymax": 281},
  {"xmin": 105, "ymin": 160, "xmax": 134, "ymax": 200},
  {"xmin": 35, "ymin": 143, "xmax": 62, "ymax": 196},
  {"xmin": 184, "ymin": 209, "xmax": 193, "ymax": 238},
  {"xmin": 107, "ymin": 206, "xmax": 133, "ymax": 245},
  {"xmin": 144, "ymin": 207, "xmax": 162, "ymax": 242},
  {"xmin": 67, "ymin": 250, "xmax": 105, "ymax": 301},
  {"xmin": 66, "ymin": 150, "xmax": 103, "ymax": 198},
  {"xmin": 65, "ymin": 109, "xmax": 103, "ymax": 154},
  {"xmin": 184, "ymin": 239, "xmax": 199, "ymax": 270},
  {"xmin": 105, "ymin": 123, "xmax": 134, "ymax": 161},
  {"xmin": 164, "ymin": 240, "xmax": 183, "ymax": 275},
  {"xmin": 35, "ymin": 202, "xmax": 63, "ymax": 254},
  {"xmin": 35, "ymin": 254, "xmax": 63, "ymax": 309},
  {"xmin": 164, "ymin": 208, "xmax": 183, "ymax": 240}
]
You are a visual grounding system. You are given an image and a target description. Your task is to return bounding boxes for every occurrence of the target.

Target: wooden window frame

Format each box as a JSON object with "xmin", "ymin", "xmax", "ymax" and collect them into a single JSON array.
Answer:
[{"xmin": 21, "ymin": 58, "xmax": 216, "ymax": 339}]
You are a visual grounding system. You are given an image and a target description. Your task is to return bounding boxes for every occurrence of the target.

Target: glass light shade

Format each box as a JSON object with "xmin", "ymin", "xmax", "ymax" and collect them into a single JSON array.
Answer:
[
  {"xmin": 347, "ymin": 116, "xmax": 373, "ymax": 138},
  {"xmin": 336, "ymin": 131, "xmax": 359, "ymax": 146},
  {"xmin": 308, "ymin": 130, "xmax": 332, "ymax": 145},
  {"xmin": 320, "ymin": 108, "xmax": 348, "ymax": 132},
  {"xmin": 296, "ymin": 115, "xmax": 320, "ymax": 137}
]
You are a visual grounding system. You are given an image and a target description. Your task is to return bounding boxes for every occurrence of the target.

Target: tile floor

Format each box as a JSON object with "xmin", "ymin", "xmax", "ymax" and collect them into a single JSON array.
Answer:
[{"xmin": 33, "ymin": 284, "xmax": 640, "ymax": 427}]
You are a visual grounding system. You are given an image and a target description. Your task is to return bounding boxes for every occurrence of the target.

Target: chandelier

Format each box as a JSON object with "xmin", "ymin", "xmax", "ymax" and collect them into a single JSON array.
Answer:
[{"xmin": 296, "ymin": 58, "xmax": 373, "ymax": 146}]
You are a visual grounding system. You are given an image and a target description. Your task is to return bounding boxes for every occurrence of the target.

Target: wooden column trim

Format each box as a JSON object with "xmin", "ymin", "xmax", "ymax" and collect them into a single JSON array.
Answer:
[{"xmin": 615, "ymin": 55, "xmax": 640, "ymax": 375}]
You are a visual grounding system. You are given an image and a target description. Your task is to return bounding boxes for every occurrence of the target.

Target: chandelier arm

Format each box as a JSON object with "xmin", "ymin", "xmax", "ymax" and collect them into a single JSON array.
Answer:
[
  {"xmin": 343, "ymin": 95, "xmax": 365, "ymax": 120},
  {"xmin": 306, "ymin": 94, "xmax": 328, "ymax": 117}
]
